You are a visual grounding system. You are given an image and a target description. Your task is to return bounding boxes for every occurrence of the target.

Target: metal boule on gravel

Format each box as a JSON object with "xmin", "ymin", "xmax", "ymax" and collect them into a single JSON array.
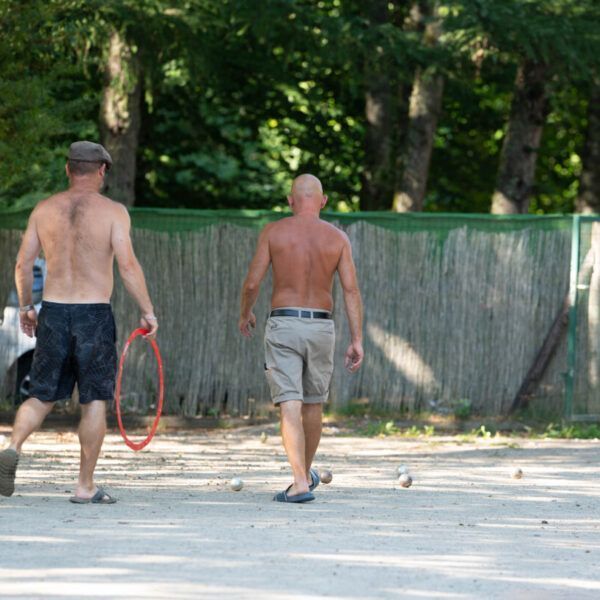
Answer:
[
  {"xmin": 320, "ymin": 469, "xmax": 333, "ymax": 484},
  {"xmin": 230, "ymin": 478, "xmax": 244, "ymax": 491},
  {"xmin": 511, "ymin": 467, "xmax": 523, "ymax": 479},
  {"xmin": 398, "ymin": 473, "xmax": 413, "ymax": 488}
]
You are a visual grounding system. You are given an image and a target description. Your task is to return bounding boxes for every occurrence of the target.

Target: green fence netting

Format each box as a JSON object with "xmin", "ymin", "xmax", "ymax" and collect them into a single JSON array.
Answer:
[
  {"xmin": 565, "ymin": 216, "xmax": 600, "ymax": 421},
  {"xmin": 0, "ymin": 206, "xmax": 574, "ymax": 234},
  {"xmin": 0, "ymin": 207, "xmax": 589, "ymax": 419}
]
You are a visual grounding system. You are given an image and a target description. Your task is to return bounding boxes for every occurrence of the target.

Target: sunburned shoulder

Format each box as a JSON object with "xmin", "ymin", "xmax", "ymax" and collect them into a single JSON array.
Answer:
[
  {"xmin": 319, "ymin": 219, "xmax": 347, "ymax": 238},
  {"xmin": 314, "ymin": 219, "xmax": 350, "ymax": 247},
  {"xmin": 34, "ymin": 191, "xmax": 68, "ymax": 209}
]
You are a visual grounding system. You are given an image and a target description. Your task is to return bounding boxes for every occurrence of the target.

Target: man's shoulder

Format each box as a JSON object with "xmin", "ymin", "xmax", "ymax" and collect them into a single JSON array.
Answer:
[
  {"xmin": 88, "ymin": 194, "xmax": 129, "ymax": 220},
  {"xmin": 261, "ymin": 217, "xmax": 289, "ymax": 235},
  {"xmin": 104, "ymin": 196, "xmax": 129, "ymax": 214},
  {"xmin": 318, "ymin": 219, "xmax": 349, "ymax": 243},
  {"xmin": 31, "ymin": 191, "xmax": 68, "ymax": 217},
  {"xmin": 318, "ymin": 218, "xmax": 344, "ymax": 233},
  {"xmin": 35, "ymin": 190, "xmax": 67, "ymax": 206}
]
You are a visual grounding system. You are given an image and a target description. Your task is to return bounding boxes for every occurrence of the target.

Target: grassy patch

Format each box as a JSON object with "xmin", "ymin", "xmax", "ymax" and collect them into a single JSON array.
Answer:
[
  {"xmin": 541, "ymin": 422, "xmax": 600, "ymax": 439},
  {"xmin": 355, "ymin": 420, "xmax": 436, "ymax": 438}
]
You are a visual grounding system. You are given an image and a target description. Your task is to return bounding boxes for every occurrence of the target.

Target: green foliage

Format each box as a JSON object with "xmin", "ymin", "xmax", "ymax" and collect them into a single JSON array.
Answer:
[
  {"xmin": 357, "ymin": 420, "xmax": 436, "ymax": 437},
  {"xmin": 1, "ymin": 0, "xmax": 599, "ymax": 211},
  {"xmin": 0, "ymin": 0, "xmax": 100, "ymax": 206},
  {"xmin": 453, "ymin": 399, "xmax": 473, "ymax": 420},
  {"xmin": 542, "ymin": 422, "xmax": 600, "ymax": 439}
]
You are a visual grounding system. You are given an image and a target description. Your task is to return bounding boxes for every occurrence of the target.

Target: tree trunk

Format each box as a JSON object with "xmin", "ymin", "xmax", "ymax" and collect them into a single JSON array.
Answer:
[
  {"xmin": 393, "ymin": 2, "xmax": 443, "ymax": 212},
  {"xmin": 360, "ymin": 0, "xmax": 393, "ymax": 211},
  {"xmin": 575, "ymin": 83, "xmax": 600, "ymax": 214},
  {"xmin": 510, "ymin": 237, "xmax": 597, "ymax": 414},
  {"xmin": 100, "ymin": 31, "xmax": 142, "ymax": 207},
  {"xmin": 491, "ymin": 60, "xmax": 548, "ymax": 214}
]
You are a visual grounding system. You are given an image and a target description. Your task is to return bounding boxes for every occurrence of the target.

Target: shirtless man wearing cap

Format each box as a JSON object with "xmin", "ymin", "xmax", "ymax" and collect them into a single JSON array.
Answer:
[
  {"xmin": 239, "ymin": 174, "xmax": 363, "ymax": 503},
  {"xmin": 0, "ymin": 141, "xmax": 157, "ymax": 504}
]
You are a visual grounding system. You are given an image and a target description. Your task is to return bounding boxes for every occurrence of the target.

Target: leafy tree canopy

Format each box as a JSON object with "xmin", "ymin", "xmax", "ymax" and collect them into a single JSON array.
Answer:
[{"xmin": 0, "ymin": 0, "xmax": 598, "ymax": 212}]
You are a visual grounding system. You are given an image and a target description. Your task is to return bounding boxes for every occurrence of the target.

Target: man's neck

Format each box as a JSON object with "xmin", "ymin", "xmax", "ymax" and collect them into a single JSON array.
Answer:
[
  {"xmin": 69, "ymin": 177, "xmax": 101, "ymax": 193},
  {"xmin": 293, "ymin": 209, "xmax": 320, "ymax": 218}
]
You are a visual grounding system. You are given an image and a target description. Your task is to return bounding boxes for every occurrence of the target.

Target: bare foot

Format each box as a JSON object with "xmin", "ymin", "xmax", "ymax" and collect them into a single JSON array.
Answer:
[
  {"xmin": 287, "ymin": 482, "xmax": 310, "ymax": 496},
  {"xmin": 73, "ymin": 485, "xmax": 98, "ymax": 500}
]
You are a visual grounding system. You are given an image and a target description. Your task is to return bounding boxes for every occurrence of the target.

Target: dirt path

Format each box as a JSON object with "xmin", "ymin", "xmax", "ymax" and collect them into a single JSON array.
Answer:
[{"xmin": 1, "ymin": 426, "xmax": 599, "ymax": 599}]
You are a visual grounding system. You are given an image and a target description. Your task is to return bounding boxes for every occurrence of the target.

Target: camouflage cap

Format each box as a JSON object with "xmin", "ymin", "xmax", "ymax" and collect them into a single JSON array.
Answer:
[{"xmin": 68, "ymin": 141, "xmax": 112, "ymax": 170}]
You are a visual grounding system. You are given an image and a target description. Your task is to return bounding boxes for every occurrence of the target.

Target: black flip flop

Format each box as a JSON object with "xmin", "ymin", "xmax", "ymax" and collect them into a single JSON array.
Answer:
[
  {"xmin": 69, "ymin": 488, "xmax": 117, "ymax": 504},
  {"xmin": 0, "ymin": 448, "xmax": 19, "ymax": 497}
]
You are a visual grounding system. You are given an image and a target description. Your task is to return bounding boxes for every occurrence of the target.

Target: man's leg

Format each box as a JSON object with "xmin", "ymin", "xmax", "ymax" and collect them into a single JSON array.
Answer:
[
  {"xmin": 279, "ymin": 400, "xmax": 310, "ymax": 496},
  {"xmin": 9, "ymin": 398, "xmax": 55, "ymax": 452},
  {"xmin": 0, "ymin": 398, "xmax": 54, "ymax": 496},
  {"xmin": 302, "ymin": 403, "xmax": 322, "ymax": 478},
  {"xmin": 75, "ymin": 400, "xmax": 106, "ymax": 499}
]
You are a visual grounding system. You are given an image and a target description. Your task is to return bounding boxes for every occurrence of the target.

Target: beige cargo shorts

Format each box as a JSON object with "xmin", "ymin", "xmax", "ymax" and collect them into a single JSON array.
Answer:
[{"xmin": 264, "ymin": 309, "xmax": 335, "ymax": 404}]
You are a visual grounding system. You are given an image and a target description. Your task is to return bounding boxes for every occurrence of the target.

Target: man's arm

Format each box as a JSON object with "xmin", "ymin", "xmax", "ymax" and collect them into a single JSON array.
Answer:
[
  {"xmin": 239, "ymin": 224, "xmax": 272, "ymax": 337},
  {"xmin": 15, "ymin": 210, "xmax": 42, "ymax": 337},
  {"xmin": 337, "ymin": 234, "xmax": 364, "ymax": 372},
  {"xmin": 111, "ymin": 205, "xmax": 158, "ymax": 338}
]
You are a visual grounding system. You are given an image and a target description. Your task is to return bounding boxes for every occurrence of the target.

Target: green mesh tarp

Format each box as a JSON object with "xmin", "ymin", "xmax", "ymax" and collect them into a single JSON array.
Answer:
[{"xmin": 0, "ymin": 205, "xmax": 574, "ymax": 234}]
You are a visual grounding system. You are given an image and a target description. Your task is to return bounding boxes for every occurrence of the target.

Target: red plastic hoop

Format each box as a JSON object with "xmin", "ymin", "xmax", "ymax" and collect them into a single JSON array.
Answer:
[{"xmin": 114, "ymin": 328, "xmax": 164, "ymax": 451}]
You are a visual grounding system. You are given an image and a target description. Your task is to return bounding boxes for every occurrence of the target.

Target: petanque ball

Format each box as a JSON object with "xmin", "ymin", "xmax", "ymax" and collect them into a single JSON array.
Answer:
[
  {"xmin": 398, "ymin": 473, "xmax": 413, "ymax": 488},
  {"xmin": 230, "ymin": 477, "xmax": 244, "ymax": 491},
  {"xmin": 511, "ymin": 468, "xmax": 523, "ymax": 479},
  {"xmin": 320, "ymin": 469, "xmax": 333, "ymax": 484}
]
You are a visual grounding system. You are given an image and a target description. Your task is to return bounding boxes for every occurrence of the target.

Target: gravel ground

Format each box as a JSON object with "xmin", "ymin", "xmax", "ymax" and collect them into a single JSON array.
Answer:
[{"xmin": 1, "ymin": 426, "xmax": 599, "ymax": 599}]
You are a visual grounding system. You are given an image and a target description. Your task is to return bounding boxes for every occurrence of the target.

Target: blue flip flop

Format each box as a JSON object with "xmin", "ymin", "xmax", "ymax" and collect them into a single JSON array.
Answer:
[
  {"xmin": 308, "ymin": 468, "xmax": 320, "ymax": 492},
  {"xmin": 273, "ymin": 485, "xmax": 315, "ymax": 503}
]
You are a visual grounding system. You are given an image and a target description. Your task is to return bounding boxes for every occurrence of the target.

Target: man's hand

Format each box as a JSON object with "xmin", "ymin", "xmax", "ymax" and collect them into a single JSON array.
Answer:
[
  {"xmin": 19, "ymin": 308, "xmax": 38, "ymax": 338},
  {"xmin": 239, "ymin": 312, "xmax": 256, "ymax": 338},
  {"xmin": 344, "ymin": 341, "xmax": 364, "ymax": 373},
  {"xmin": 141, "ymin": 314, "xmax": 158, "ymax": 340}
]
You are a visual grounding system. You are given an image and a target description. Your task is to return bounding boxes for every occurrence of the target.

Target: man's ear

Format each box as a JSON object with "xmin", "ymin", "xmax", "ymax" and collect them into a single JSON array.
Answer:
[
  {"xmin": 65, "ymin": 163, "xmax": 70, "ymax": 178},
  {"xmin": 287, "ymin": 195, "xmax": 294, "ymax": 210},
  {"xmin": 99, "ymin": 163, "xmax": 107, "ymax": 177},
  {"xmin": 321, "ymin": 194, "xmax": 328, "ymax": 209}
]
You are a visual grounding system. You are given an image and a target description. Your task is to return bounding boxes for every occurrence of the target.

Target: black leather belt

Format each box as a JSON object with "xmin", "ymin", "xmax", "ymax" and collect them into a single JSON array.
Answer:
[{"xmin": 270, "ymin": 309, "xmax": 332, "ymax": 319}]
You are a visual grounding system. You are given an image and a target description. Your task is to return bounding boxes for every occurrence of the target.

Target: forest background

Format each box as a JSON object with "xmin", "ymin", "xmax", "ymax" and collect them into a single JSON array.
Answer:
[{"xmin": 1, "ymin": 0, "xmax": 599, "ymax": 215}]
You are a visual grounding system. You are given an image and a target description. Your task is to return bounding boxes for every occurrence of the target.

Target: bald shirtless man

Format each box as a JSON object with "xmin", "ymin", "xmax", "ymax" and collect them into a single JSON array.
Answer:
[
  {"xmin": 239, "ymin": 174, "xmax": 363, "ymax": 503},
  {"xmin": 0, "ymin": 141, "xmax": 157, "ymax": 504}
]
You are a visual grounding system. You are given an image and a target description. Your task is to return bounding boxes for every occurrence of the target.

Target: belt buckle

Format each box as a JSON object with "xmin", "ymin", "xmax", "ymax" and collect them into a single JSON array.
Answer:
[{"xmin": 301, "ymin": 310, "xmax": 311, "ymax": 318}]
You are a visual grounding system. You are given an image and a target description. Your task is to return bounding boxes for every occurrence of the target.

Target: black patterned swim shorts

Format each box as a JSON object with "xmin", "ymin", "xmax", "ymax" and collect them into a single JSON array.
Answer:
[{"xmin": 28, "ymin": 302, "xmax": 117, "ymax": 404}]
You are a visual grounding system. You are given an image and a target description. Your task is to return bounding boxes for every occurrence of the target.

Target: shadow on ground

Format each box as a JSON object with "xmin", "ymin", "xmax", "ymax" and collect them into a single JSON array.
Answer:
[{"xmin": 1, "ymin": 427, "xmax": 599, "ymax": 599}]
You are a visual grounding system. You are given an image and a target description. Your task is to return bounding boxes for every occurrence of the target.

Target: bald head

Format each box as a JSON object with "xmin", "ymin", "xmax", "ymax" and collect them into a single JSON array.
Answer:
[{"xmin": 288, "ymin": 174, "xmax": 327, "ymax": 215}]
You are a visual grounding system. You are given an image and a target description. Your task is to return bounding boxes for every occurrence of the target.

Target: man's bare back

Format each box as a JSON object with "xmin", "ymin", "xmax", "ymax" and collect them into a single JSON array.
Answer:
[
  {"xmin": 240, "ymin": 173, "xmax": 363, "ymax": 371},
  {"xmin": 269, "ymin": 215, "xmax": 346, "ymax": 311},
  {"xmin": 34, "ymin": 190, "xmax": 126, "ymax": 304},
  {"xmin": 16, "ymin": 152, "xmax": 156, "ymax": 339}
]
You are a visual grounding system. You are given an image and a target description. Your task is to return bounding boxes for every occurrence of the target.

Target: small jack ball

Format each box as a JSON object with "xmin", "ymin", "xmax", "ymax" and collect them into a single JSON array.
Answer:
[
  {"xmin": 320, "ymin": 469, "xmax": 333, "ymax": 484},
  {"xmin": 230, "ymin": 478, "xmax": 244, "ymax": 491},
  {"xmin": 397, "ymin": 464, "xmax": 409, "ymax": 475},
  {"xmin": 512, "ymin": 468, "xmax": 523, "ymax": 479},
  {"xmin": 398, "ymin": 473, "xmax": 413, "ymax": 488}
]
